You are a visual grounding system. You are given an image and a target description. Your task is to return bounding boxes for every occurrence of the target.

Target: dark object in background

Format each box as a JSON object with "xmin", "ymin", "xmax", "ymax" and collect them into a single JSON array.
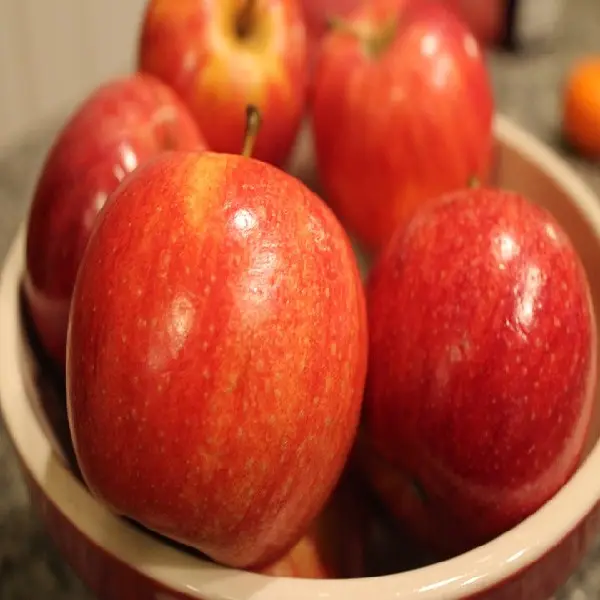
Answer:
[{"xmin": 502, "ymin": 0, "xmax": 565, "ymax": 51}]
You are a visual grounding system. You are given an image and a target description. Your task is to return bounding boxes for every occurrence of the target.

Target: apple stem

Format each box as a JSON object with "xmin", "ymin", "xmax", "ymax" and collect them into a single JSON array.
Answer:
[
  {"xmin": 242, "ymin": 105, "xmax": 262, "ymax": 158},
  {"xmin": 326, "ymin": 14, "xmax": 399, "ymax": 59},
  {"xmin": 468, "ymin": 176, "xmax": 481, "ymax": 189},
  {"xmin": 237, "ymin": 0, "xmax": 257, "ymax": 38}
]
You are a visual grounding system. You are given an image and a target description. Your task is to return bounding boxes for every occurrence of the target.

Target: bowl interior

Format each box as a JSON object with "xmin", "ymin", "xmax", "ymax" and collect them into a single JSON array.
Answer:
[{"xmin": 2, "ymin": 115, "xmax": 600, "ymax": 600}]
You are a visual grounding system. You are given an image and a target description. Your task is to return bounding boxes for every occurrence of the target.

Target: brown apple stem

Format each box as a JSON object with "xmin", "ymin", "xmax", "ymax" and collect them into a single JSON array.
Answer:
[
  {"xmin": 468, "ymin": 176, "xmax": 481, "ymax": 189},
  {"xmin": 326, "ymin": 14, "xmax": 399, "ymax": 59},
  {"xmin": 242, "ymin": 105, "xmax": 262, "ymax": 158},
  {"xmin": 237, "ymin": 0, "xmax": 258, "ymax": 38}
]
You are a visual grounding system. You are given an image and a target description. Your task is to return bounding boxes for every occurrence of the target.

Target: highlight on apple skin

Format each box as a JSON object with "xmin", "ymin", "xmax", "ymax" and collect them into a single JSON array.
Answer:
[
  {"xmin": 65, "ymin": 143, "xmax": 368, "ymax": 569},
  {"xmin": 361, "ymin": 186, "xmax": 597, "ymax": 558}
]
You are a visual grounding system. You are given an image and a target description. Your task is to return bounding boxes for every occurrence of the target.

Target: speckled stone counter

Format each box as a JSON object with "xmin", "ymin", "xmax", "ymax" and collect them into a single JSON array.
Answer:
[{"xmin": 1, "ymin": 1, "xmax": 600, "ymax": 598}]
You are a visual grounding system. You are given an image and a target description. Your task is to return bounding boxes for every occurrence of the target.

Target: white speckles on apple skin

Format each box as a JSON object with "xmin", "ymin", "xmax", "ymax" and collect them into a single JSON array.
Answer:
[
  {"xmin": 363, "ymin": 188, "xmax": 597, "ymax": 557},
  {"xmin": 67, "ymin": 152, "xmax": 367, "ymax": 570}
]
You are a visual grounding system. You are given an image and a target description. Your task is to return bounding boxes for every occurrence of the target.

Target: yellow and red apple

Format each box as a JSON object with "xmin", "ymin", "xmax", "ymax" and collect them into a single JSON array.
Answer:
[
  {"xmin": 138, "ymin": 0, "xmax": 308, "ymax": 167},
  {"xmin": 66, "ymin": 147, "xmax": 367, "ymax": 569}
]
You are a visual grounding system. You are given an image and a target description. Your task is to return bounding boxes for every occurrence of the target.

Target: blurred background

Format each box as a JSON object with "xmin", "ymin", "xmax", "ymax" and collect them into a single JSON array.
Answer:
[
  {"xmin": 0, "ymin": 0, "xmax": 145, "ymax": 153},
  {"xmin": 0, "ymin": 0, "xmax": 599, "ymax": 598},
  {"xmin": 0, "ymin": 0, "xmax": 598, "ymax": 255}
]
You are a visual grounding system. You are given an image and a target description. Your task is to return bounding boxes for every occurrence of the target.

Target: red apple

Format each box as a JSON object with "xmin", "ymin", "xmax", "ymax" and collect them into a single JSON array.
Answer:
[
  {"xmin": 258, "ymin": 471, "xmax": 368, "ymax": 578},
  {"xmin": 362, "ymin": 187, "xmax": 597, "ymax": 558},
  {"xmin": 311, "ymin": 0, "xmax": 494, "ymax": 253},
  {"xmin": 137, "ymin": 0, "xmax": 308, "ymax": 168},
  {"xmin": 66, "ymin": 139, "xmax": 367, "ymax": 569},
  {"xmin": 24, "ymin": 73, "xmax": 205, "ymax": 370}
]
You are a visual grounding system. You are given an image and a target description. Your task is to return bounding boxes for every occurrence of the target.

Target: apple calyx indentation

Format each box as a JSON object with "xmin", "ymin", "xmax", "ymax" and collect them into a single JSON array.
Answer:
[
  {"xmin": 236, "ymin": 0, "xmax": 258, "ymax": 39},
  {"xmin": 241, "ymin": 104, "xmax": 262, "ymax": 158},
  {"xmin": 327, "ymin": 14, "xmax": 399, "ymax": 60}
]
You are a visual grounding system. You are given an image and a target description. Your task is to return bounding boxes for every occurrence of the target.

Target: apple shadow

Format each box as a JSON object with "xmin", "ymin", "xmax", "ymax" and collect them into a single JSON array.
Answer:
[
  {"xmin": 285, "ymin": 120, "xmax": 325, "ymax": 199},
  {"xmin": 551, "ymin": 130, "xmax": 600, "ymax": 166},
  {"xmin": 17, "ymin": 284, "xmax": 79, "ymax": 478},
  {"xmin": 118, "ymin": 465, "xmax": 436, "ymax": 580}
]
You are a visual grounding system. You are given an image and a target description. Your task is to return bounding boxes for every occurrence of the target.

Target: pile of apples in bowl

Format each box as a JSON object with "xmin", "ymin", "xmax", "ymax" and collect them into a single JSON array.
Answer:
[{"xmin": 2, "ymin": 0, "xmax": 600, "ymax": 599}]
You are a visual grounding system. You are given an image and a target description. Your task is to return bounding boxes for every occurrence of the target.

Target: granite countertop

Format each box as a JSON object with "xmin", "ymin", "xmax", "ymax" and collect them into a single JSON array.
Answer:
[{"xmin": 1, "ymin": 1, "xmax": 600, "ymax": 598}]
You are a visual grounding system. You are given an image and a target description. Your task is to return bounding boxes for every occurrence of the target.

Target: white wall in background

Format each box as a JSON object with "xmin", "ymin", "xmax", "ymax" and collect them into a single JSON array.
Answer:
[{"xmin": 0, "ymin": 0, "xmax": 147, "ymax": 152}]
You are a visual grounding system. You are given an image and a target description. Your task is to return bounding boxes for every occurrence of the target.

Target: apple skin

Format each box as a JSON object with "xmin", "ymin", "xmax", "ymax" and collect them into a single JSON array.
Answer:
[
  {"xmin": 138, "ymin": 0, "xmax": 308, "ymax": 168},
  {"xmin": 300, "ymin": 0, "xmax": 361, "ymax": 68},
  {"xmin": 23, "ymin": 73, "xmax": 206, "ymax": 370},
  {"xmin": 311, "ymin": 0, "xmax": 494, "ymax": 253},
  {"xmin": 361, "ymin": 187, "xmax": 597, "ymax": 558},
  {"xmin": 66, "ymin": 150, "xmax": 367, "ymax": 570},
  {"xmin": 259, "ymin": 471, "xmax": 367, "ymax": 578}
]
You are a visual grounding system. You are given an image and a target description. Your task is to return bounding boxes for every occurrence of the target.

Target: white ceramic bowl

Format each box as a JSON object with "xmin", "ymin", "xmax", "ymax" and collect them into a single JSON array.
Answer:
[{"xmin": 2, "ymin": 116, "xmax": 600, "ymax": 600}]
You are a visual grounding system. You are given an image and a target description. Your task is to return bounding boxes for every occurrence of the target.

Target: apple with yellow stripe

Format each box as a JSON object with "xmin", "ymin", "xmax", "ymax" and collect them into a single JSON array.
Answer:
[
  {"xmin": 138, "ymin": 0, "xmax": 308, "ymax": 168},
  {"xmin": 66, "ymin": 106, "xmax": 367, "ymax": 570}
]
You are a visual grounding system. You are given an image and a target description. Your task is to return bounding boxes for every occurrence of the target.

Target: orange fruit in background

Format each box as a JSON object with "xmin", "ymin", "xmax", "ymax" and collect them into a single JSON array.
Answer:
[{"xmin": 563, "ymin": 56, "xmax": 600, "ymax": 159}]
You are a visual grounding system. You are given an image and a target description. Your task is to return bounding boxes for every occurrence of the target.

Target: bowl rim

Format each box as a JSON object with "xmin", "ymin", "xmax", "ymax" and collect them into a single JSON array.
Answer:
[{"xmin": 2, "ymin": 114, "xmax": 600, "ymax": 600}]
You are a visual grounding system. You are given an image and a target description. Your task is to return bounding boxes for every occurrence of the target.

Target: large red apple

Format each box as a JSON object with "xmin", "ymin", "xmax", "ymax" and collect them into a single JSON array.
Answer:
[
  {"xmin": 361, "ymin": 187, "xmax": 597, "ymax": 558},
  {"xmin": 24, "ymin": 73, "xmax": 205, "ymax": 370},
  {"xmin": 311, "ymin": 0, "xmax": 494, "ymax": 253},
  {"xmin": 137, "ymin": 0, "xmax": 308, "ymax": 168},
  {"xmin": 66, "ymin": 143, "xmax": 367, "ymax": 569}
]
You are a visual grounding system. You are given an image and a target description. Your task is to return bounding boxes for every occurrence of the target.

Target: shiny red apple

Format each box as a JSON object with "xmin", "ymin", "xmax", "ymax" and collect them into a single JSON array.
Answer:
[
  {"xmin": 362, "ymin": 187, "xmax": 597, "ymax": 558},
  {"xmin": 311, "ymin": 0, "xmax": 494, "ymax": 253},
  {"xmin": 137, "ymin": 0, "xmax": 308, "ymax": 167},
  {"xmin": 66, "ymin": 141, "xmax": 367, "ymax": 570},
  {"xmin": 24, "ymin": 73, "xmax": 205, "ymax": 369}
]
